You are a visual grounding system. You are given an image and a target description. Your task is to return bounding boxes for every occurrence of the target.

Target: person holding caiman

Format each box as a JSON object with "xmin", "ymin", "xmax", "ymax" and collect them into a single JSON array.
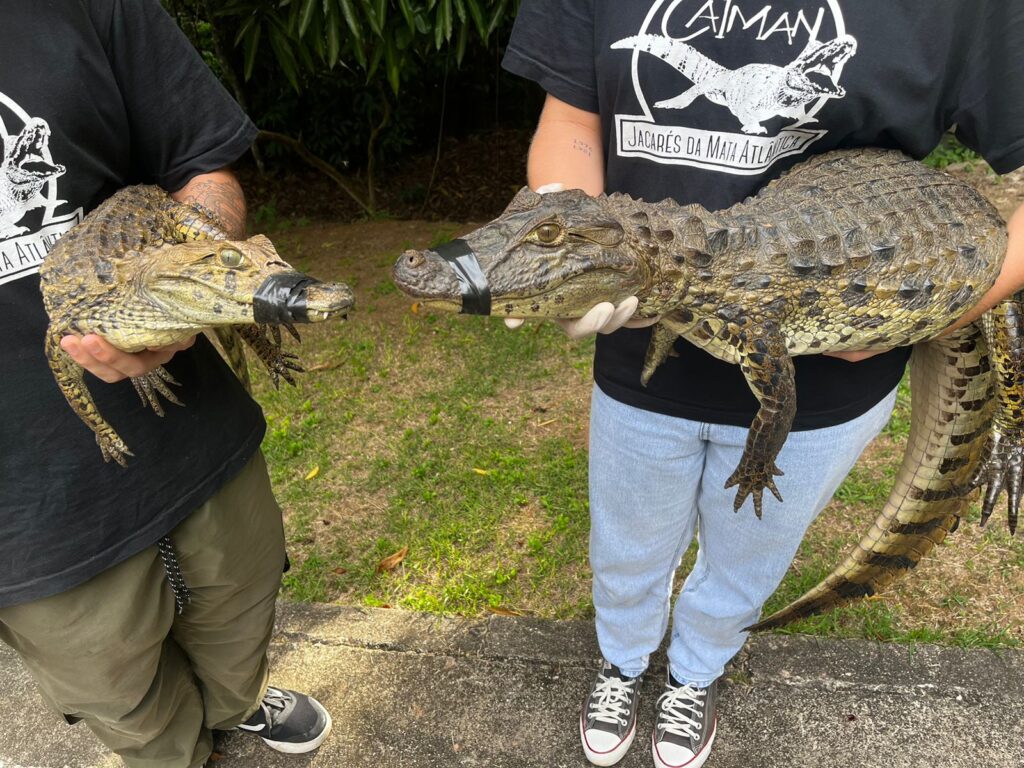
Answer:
[
  {"xmin": 0, "ymin": 2, "xmax": 335, "ymax": 766},
  {"xmin": 396, "ymin": 2, "xmax": 1024, "ymax": 767}
]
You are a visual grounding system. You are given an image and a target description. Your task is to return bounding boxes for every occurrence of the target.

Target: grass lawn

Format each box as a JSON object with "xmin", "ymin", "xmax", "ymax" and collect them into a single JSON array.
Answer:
[{"xmin": 250, "ymin": 177, "xmax": 1024, "ymax": 649}]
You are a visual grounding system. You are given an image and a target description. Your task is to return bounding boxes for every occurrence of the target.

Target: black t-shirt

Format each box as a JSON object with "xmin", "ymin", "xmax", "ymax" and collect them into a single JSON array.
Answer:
[
  {"xmin": 0, "ymin": 0, "xmax": 264, "ymax": 607},
  {"xmin": 503, "ymin": 0, "xmax": 1024, "ymax": 429}
]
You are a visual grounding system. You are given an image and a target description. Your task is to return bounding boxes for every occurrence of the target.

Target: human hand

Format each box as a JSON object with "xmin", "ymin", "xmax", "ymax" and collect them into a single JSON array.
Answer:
[
  {"xmin": 60, "ymin": 334, "xmax": 196, "ymax": 383},
  {"xmin": 503, "ymin": 297, "xmax": 661, "ymax": 339}
]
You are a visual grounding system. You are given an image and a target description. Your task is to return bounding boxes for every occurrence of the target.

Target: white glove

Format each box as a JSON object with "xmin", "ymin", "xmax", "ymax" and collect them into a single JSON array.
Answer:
[{"xmin": 500, "ymin": 298, "xmax": 631, "ymax": 338}]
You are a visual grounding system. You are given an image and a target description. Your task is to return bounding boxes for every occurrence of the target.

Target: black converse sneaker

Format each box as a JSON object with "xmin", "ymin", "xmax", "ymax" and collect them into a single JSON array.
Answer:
[
  {"xmin": 236, "ymin": 687, "xmax": 332, "ymax": 754},
  {"xmin": 579, "ymin": 659, "xmax": 642, "ymax": 766},
  {"xmin": 652, "ymin": 675, "xmax": 718, "ymax": 768}
]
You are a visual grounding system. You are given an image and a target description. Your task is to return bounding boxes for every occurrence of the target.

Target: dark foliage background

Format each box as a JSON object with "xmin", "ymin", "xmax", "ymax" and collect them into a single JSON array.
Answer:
[
  {"xmin": 161, "ymin": 1, "xmax": 978, "ymax": 222},
  {"xmin": 163, "ymin": 0, "xmax": 542, "ymax": 216}
]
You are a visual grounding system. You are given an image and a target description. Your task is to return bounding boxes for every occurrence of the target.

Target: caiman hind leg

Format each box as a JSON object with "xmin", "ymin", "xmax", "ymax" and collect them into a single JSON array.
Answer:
[
  {"xmin": 967, "ymin": 290, "xmax": 1024, "ymax": 533},
  {"xmin": 44, "ymin": 328, "xmax": 132, "ymax": 466},
  {"xmin": 750, "ymin": 327, "xmax": 990, "ymax": 630},
  {"xmin": 725, "ymin": 321, "xmax": 796, "ymax": 517}
]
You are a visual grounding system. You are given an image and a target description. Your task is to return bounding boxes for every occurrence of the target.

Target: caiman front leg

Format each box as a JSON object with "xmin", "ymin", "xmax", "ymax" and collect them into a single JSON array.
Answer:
[
  {"xmin": 207, "ymin": 326, "xmax": 252, "ymax": 393},
  {"xmin": 641, "ymin": 312, "xmax": 702, "ymax": 386},
  {"xmin": 45, "ymin": 328, "xmax": 132, "ymax": 466},
  {"xmin": 236, "ymin": 324, "xmax": 304, "ymax": 387},
  {"xmin": 967, "ymin": 291, "xmax": 1024, "ymax": 533},
  {"xmin": 131, "ymin": 367, "xmax": 183, "ymax": 416},
  {"xmin": 724, "ymin": 322, "xmax": 796, "ymax": 518}
]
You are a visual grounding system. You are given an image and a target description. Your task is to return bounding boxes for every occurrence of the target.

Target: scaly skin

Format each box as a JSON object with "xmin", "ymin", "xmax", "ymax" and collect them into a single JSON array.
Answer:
[
  {"xmin": 393, "ymin": 148, "xmax": 1024, "ymax": 629},
  {"xmin": 40, "ymin": 185, "xmax": 354, "ymax": 465}
]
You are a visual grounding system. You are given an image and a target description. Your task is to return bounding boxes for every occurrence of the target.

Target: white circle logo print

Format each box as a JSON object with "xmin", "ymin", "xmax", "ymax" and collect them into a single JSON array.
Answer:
[
  {"xmin": 613, "ymin": 0, "xmax": 855, "ymax": 175},
  {"xmin": 0, "ymin": 91, "xmax": 81, "ymax": 286}
]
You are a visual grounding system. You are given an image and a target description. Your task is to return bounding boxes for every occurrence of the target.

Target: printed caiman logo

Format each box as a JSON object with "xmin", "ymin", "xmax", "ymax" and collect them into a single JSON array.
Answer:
[
  {"xmin": 0, "ymin": 91, "xmax": 81, "ymax": 287},
  {"xmin": 613, "ymin": 0, "xmax": 856, "ymax": 175},
  {"xmin": 0, "ymin": 118, "xmax": 66, "ymax": 238}
]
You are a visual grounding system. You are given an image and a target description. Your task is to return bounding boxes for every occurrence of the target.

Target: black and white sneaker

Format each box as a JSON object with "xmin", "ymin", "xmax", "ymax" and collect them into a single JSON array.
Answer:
[
  {"xmin": 580, "ymin": 659, "xmax": 642, "ymax": 766},
  {"xmin": 236, "ymin": 687, "xmax": 333, "ymax": 754},
  {"xmin": 652, "ymin": 675, "xmax": 717, "ymax": 768}
]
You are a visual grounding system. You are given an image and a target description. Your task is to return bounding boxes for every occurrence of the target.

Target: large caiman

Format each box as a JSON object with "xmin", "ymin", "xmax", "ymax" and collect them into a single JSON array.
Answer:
[
  {"xmin": 40, "ymin": 185, "xmax": 354, "ymax": 466},
  {"xmin": 391, "ymin": 148, "xmax": 1023, "ymax": 630}
]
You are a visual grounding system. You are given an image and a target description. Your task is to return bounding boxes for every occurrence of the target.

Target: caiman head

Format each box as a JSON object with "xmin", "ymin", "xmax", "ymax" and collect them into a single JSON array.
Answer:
[
  {"xmin": 787, "ymin": 35, "xmax": 857, "ymax": 101},
  {"xmin": 392, "ymin": 187, "xmax": 653, "ymax": 318},
  {"xmin": 140, "ymin": 234, "xmax": 354, "ymax": 328}
]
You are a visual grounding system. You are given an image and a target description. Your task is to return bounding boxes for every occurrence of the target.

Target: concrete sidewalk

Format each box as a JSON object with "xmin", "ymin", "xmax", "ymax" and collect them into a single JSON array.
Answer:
[{"xmin": 2, "ymin": 602, "xmax": 1022, "ymax": 768}]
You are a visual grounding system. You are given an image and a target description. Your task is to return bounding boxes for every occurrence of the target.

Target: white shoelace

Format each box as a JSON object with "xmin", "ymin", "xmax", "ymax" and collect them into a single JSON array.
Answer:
[
  {"xmin": 656, "ymin": 683, "xmax": 706, "ymax": 739},
  {"xmin": 587, "ymin": 670, "xmax": 639, "ymax": 727}
]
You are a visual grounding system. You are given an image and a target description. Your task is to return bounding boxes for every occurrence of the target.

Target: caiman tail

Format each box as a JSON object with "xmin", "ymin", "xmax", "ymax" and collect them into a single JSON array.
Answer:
[
  {"xmin": 749, "ymin": 327, "xmax": 993, "ymax": 631},
  {"xmin": 610, "ymin": 34, "xmax": 725, "ymax": 88}
]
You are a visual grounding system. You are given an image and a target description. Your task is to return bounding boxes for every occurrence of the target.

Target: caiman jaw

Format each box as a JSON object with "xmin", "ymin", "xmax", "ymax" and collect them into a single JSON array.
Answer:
[
  {"xmin": 438, "ymin": 239, "xmax": 491, "ymax": 315},
  {"xmin": 304, "ymin": 282, "xmax": 355, "ymax": 321},
  {"xmin": 254, "ymin": 272, "xmax": 354, "ymax": 324},
  {"xmin": 394, "ymin": 242, "xmax": 647, "ymax": 317}
]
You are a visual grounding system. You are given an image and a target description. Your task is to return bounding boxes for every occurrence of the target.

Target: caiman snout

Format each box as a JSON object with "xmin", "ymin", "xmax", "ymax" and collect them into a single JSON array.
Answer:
[
  {"xmin": 393, "ymin": 243, "xmax": 490, "ymax": 314},
  {"xmin": 253, "ymin": 272, "xmax": 354, "ymax": 324}
]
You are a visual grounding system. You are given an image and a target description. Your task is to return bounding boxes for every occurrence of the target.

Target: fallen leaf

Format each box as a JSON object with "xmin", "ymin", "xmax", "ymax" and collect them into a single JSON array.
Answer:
[
  {"xmin": 307, "ymin": 361, "xmax": 342, "ymax": 372},
  {"xmin": 304, "ymin": 466, "xmax": 320, "ymax": 480},
  {"xmin": 472, "ymin": 467, "xmax": 491, "ymax": 476},
  {"xmin": 376, "ymin": 545, "xmax": 409, "ymax": 573},
  {"xmin": 332, "ymin": 567, "xmax": 348, "ymax": 575},
  {"xmin": 487, "ymin": 606, "xmax": 521, "ymax": 617},
  {"xmin": 411, "ymin": 302, "xmax": 421, "ymax": 314}
]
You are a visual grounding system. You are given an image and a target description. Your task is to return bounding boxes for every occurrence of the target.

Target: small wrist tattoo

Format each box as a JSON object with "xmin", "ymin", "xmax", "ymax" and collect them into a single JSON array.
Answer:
[{"xmin": 572, "ymin": 139, "xmax": 593, "ymax": 158}]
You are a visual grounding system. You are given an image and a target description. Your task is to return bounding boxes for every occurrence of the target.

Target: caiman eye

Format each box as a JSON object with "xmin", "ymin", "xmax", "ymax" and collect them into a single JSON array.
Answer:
[
  {"xmin": 218, "ymin": 248, "xmax": 244, "ymax": 268},
  {"xmin": 532, "ymin": 223, "xmax": 564, "ymax": 245}
]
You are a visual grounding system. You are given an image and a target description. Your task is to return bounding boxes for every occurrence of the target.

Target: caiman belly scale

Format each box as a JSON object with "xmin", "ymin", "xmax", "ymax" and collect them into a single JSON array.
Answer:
[{"xmin": 392, "ymin": 148, "xmax": 1024, "ymax": 630}]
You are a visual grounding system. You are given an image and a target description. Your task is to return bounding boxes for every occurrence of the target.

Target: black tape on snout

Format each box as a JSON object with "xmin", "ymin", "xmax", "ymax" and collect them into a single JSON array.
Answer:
[
  {"xmin": 253, "ymin": 272, "xmax": 321, "ymax": 324},
  {"xmin": 433, "ymin": 239, "xmax": 491, "ymax": 315}
]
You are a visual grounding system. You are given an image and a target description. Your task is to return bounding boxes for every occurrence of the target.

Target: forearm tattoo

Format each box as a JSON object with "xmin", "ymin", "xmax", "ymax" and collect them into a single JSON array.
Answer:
[
  {"xmin": 572, "ymin": 138, "xmax": 594, "ymax": 158},
  {"xmin": 179, "ymin": 177, "xmax": 247, "ymax": 239}
]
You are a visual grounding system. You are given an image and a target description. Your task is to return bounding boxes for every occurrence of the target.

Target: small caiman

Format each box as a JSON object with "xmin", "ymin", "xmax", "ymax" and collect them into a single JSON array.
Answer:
[
  {"xmin": 391, "ymin": 148, "xmax": 1023, "ymax": 629},
  {"xmin": 40, "ymin": 185, "xmax": 354, "ymax": 466}
]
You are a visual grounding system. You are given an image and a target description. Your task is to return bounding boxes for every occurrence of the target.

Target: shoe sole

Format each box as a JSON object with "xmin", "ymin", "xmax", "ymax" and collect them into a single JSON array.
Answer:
[
  {"xmin": 651, "ymin": 717, "xmax": 716, "ymax": 768},
  {"xmin": 580, "ymin": 714, "xmax": 637, "ymax": 766},
  {"xmin": 260, "ymin": 698, "xmax": 334, "ymax": 754}
]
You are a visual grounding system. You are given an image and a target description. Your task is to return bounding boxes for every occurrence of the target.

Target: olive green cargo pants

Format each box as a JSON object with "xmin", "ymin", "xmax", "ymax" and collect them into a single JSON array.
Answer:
[{"xmin": 0, "ymin": 452, "xmax": 286, "ymax": 768}]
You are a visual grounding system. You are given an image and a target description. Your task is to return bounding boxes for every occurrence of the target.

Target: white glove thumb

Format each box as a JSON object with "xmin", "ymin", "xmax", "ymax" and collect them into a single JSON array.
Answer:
[
  {"xmin": 554, "ymin": 297, "xmax": 642, "ymax": 339},
  {"xmin": 555, "ymin": 302, "xmax": 616, "ymax": 340},
  {"xmin": 605, "ymin": 296, "xmax": 640, "ymax": 330}
]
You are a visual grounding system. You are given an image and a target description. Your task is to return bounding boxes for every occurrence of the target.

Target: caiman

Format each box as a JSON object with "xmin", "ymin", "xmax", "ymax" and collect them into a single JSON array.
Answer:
[
  {"xmin": 391, "ymin": 148, "xmax": 1023, "ymax": 630},
  {"xmin": 40, "ymin": 185, "xmax": 354, "ymax": 466}
]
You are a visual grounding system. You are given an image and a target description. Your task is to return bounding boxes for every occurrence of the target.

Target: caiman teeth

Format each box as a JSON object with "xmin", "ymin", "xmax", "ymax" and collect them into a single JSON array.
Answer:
[{"xmin": 307, "ymin": 308, "xmax": 346, "ymax": 322}]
